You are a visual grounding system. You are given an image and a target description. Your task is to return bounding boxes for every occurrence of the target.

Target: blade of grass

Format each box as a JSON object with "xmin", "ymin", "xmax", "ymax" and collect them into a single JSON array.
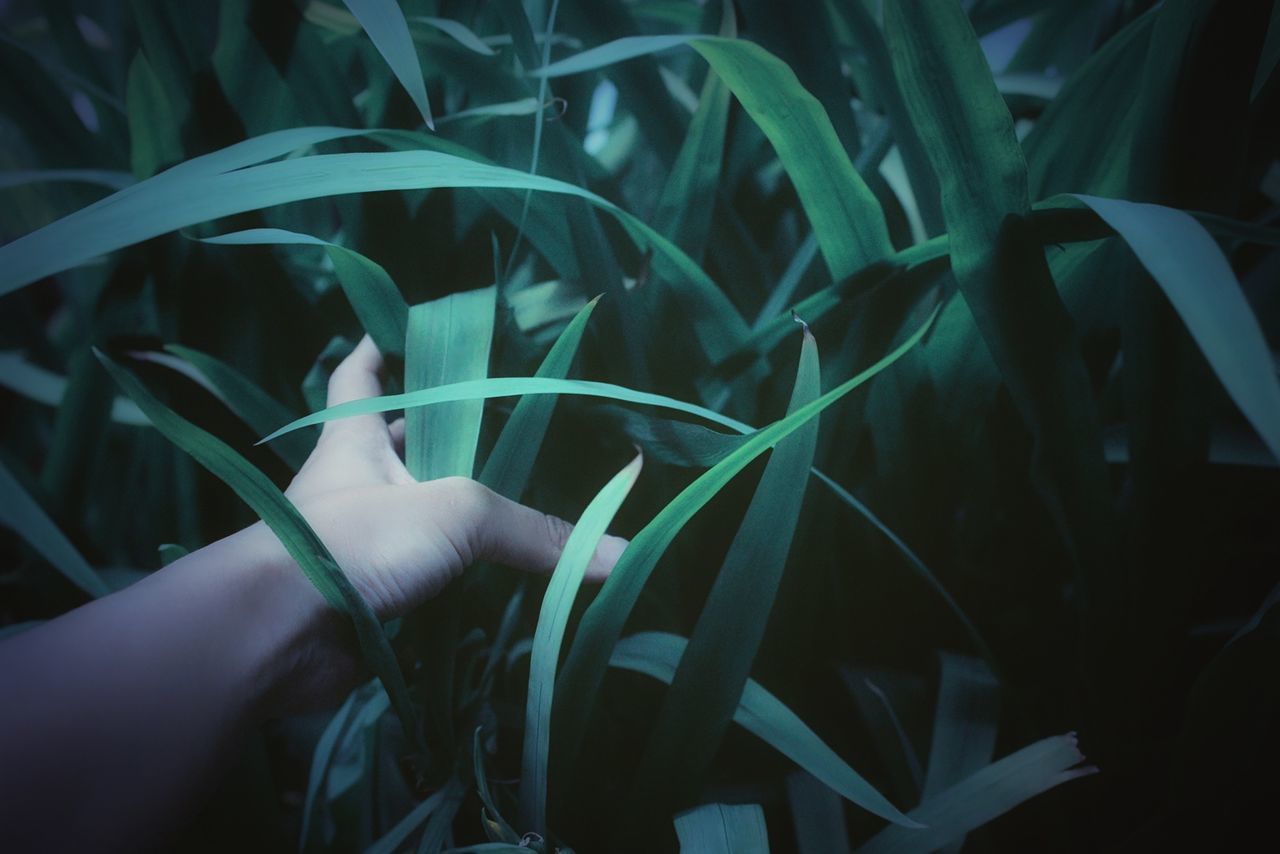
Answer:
[
  {"xmin": 857, "ymin": 735, "xmax": 1096, "ymax": 854},
  {"xmin": 885, "ymin": 0, "xmax": 1113, "ymax": 589},
  {"xmin": 630, "ymin": 323, "xmax": 820, "ymax": 815},
  {"xmin": 201, "ymin": 228, "xmax": 409, "ymax": 359},
  {"xmin": 342, "ymin": 0, "xmax": 434, "ymax": 129},
  {"xmin": 1070, "ymin": 194, "xmax": 1280, "ymax": 463},
  {"xmin": 921, "ymin": 653, "xmax": 1000, "ymax": 854},
  {"xmin": 0, "ymin": 458, "xmax": 110, "ymax": 598},
  {"xmin": 532, "ymin": 35, "xmax": 893, "ymax": 278},
  {"xmin": 673, "ymin": 802, "xmax": 770, "ymax": 853},
  {"xmin": 0, "ymin": 145, "xmax": 749, "ymax": 361},
  {"xmin": 518, "ymin": 454, "xmax": 643, "ymax": 835},
  {"xmin": 164, "ymin": 344, "xmax": 312, "ymax": 471},
  {"xmin": 503, "ymin": 0, "xmax": 560, "ymax": 281},
  {"xmin": 610, "ymin": 632, "xmax": 918, "ymax": 828},
  {"xmin": 405, "ymin": 286, "xmax": 496, "ymax": 480},
  {"xmin": 551, "ymin": 307, "xmax": 939, "ymax": 791},
  {"xmin": 650, "ymin": 0, "xmax": 735, "ymax": 264},
  {"xmin": 366, "ymin": 777, "xmax": 463, "ymax": 854},
  {"xmin": 479, "ymin": 297, "xmax": 599, "ymax": 500},
  {"xmin": 96, "ymin": 350, "xmax": 422, "ymax": 757}
]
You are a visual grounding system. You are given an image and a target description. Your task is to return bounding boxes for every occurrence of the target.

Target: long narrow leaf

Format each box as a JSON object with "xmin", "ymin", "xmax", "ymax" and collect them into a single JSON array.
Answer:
[
  {"xmin": 632, "ymin": 324, "xmax": 821, "ymax": 811},
  {"xmin": 0, "ymin": 459, "xmax": 110, "ymax": 598},
  {"xmin": 518, "ymin": 454, "xmax": 643, "ymax": 835},
  {"xmin": 479, "ymin": 297, "xmax": 599, "ymax": 499},
  {"xmin": 610, "ymin": 632, "xmax": 918, "ymax": 828},
  {"xmin": 673, "ymin": 802, "xmax": 770, "ymax": 853},
  {"xmin": 343, "ymin": 0, "xmax": 434, "ymax": 129},
  {"xmin": 1071, "ymin": 194, "xmax": 1280, "ymax": 463},
  {"xmin": 857, "ymin": 735, "xmax": 1095, "ymax": 854},
  {"xmin": 533, "ymin": 35, "xmax": 892, "ymax": 278},
  {"xmin": 405, "ymin": 287, "xmax": 496, "ymax": 480},
  {"xmin": 201, "ymin": 228, "xmax": 409, "ymax": 358},
  {"xmin": 552, "ymin": 308, "xmax": 939, "ymax": 788}
]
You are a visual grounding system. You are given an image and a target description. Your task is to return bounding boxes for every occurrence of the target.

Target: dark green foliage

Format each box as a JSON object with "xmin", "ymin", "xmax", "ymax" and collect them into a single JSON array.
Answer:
[{"xmin": 2, "ymin": 1, "xmax": 1278, "ymax": 850}]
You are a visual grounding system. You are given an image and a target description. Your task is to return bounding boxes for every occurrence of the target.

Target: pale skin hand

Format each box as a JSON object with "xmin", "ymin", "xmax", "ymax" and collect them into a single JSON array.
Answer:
[{"xmin": 0, "ymin": 336, "xmax": 626, "ymax": 852}]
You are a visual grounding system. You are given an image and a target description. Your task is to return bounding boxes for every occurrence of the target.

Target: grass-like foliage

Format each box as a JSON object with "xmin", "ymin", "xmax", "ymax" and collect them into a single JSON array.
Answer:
[{"xmin": 2, "ymin": 0, "xmax": 1278, "ymax": 850}]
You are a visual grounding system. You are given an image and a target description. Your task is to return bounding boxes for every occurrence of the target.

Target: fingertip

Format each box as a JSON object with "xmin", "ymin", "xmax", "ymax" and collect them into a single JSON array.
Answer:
[{"xmin": 584, "ymin": 533, "xmax": 629, "ymax": 582}]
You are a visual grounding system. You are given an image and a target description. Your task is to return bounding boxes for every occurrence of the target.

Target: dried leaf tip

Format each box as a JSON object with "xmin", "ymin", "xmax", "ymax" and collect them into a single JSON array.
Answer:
[{"xmin": 791, "ymin": 310, "xmax": 811, "ymax": 337}]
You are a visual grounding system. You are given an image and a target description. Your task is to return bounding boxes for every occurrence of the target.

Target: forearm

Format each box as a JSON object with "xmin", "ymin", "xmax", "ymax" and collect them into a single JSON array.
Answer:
[{"xmin": 0, "ymin": 523, "xmax": 344, "ymax": 852}]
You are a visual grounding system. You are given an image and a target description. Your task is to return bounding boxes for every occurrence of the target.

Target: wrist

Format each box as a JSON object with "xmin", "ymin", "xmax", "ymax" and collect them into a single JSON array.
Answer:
[{"xmin": 217, "ymin": 523, "xmax": 362, "ymax": 720}]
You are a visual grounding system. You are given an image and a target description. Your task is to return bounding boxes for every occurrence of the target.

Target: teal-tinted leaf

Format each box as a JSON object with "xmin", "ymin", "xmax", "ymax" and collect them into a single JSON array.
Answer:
[
  {"xmin": 885, "ymin": 0, "xmax": 1112, "ymax": 583},
  {"xmin": 300, "ymin": 680, "xmax": 386, "ymax": 849},
  {"xmin": 436, "ymin": 97, "xmax": 544, "ymax": 125},
  {"xmin": 96, "ymin": 351, "xmax": 421, "ymax": 756},
  {"xmin": 632, "ymin": 325, "xmax": 821, "ymax": 810},
  {"xmin": 0, "ymin": 144, "xmax": 747, "ymax": 361},
  {"xmin": 534, "ymin": 35, "xmax": 893, "ymax": 278},
  {"xmin": 342, "ymin": 0, "xmax": 434, "ymax": 129},
  {"xmin": 261, "ymin": 375, "xmax": 753, "ymax": 444},
  {"xmin": 650, "ymin": 3, "xmax": 734, "ymax": 263},
  {"xmin": 201, "ymin": 228, "xmax": 409, "ymax": 359},
  {"xmin": 857, "ymin": 735, "xmax": 1095, "ymax": 854},
  {"xmin": 610, "ymin": 632, "xmax": 918, "ymax": 829},
  {"xmin": 519, "ymin": 454, "xmax": 643, "ymax": 835},
  {"xmin": 479, "ymin": 297, "xmax": 599, "ymax": 500},
  {"xmin": 1072, "ymin": 194, "xmax": 1280, "ymax": 463},
  {"xmin": 811, "ymin": 471, "xmax": 993, "ymax": 664},
  {"xmin": 788, "ymin": 772, "xmax": 851, "ymax": 854},
  {"xmin": 405, "ymin": 286, "xmax": 496, "ymax": 480},
  {"xmin": 552, "ymin": 309, "xmax": 938, "ymax": 788},
  {"xmin": 0, "ymin": 458, "xmax": 110, "ymax": 598},
  {"xmin": 921, "ymin": 653, "xmax": 999, "ymax": 854},
  {"xmin": 367, "ymin": 777, "xmax": 463, "ymax": 854},
  {"xmin": 473, "ymin": 727, "xmax": 520, "ymax": 844},
  {"xmin": 673, "ymin": 802, "xmax": 770, "ymax": 853},
  {"xmin": 0, "ymin": 350, "xmax": 147, "ymax": 426},
  {"xmin": 165, "ymin": 343, "xmax": 312, "ymax": 471},
  {"xmin": 410, "ymin": 17, "xmax": 497, "ymax": 56},
  {"xmin": 126, "ymin": 50, "xmax": 183, "ymax": 179}
]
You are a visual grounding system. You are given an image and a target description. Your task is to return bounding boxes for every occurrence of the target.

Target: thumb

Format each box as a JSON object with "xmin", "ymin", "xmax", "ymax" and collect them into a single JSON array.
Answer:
[{"xmin": 436, "ymin": 477, "xmax": 629, "ymax": 582}]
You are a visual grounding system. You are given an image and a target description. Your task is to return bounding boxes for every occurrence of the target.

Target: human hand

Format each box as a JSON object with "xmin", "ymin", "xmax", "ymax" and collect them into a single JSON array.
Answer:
[{"xmin": 242, "ymin": 336, "xmax": 627, "ymax": 712}]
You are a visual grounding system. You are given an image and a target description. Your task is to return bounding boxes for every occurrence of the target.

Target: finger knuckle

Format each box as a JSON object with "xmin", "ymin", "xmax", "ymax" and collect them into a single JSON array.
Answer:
[{"xmin": 543, "ymin": 513, "xmax": 574, "ymax": 553}]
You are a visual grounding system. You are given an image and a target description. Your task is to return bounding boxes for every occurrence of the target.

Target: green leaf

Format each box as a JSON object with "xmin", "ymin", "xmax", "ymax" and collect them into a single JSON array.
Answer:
[
  {"xmin": 367, "ymin": 777, "xmax": 464, "ymax": 854},
  {"xmin": 479, "ymin": 297, "xmax": 599, "ymax": 500},
  {"xmin": 261, "ymin": 375, "xmax": 753, "ymax": 444},
  {"xmin": 409, "ymin": 17, "xmax": 497, "ymax": 56},
  {"xmin": 300, "ymin": 680, "xmax": 387, "ymax": 849},
  {"xmin": 533, "ymin": 35, "xmax": 893, "ymax": 278},
  {"xmin": 788, "ymin": 772, "xmax": 851, "ymax": 854},
  {"xmin": 0, "ymin": 458, "xmax": 110, "ymax": 598},
  {"xmin": 95, "ymin": 350, "xmax": 421, "ymax": 757},
  {"xmin": 921, "ymin": 653, "xmax": 999, "ymax": 854},
  {"xmin": 1071, "ymin": 194, "xmax": 1280, "ymax": 464},
  {"xmin": 164, "ymin": 343, "xmax": 312, "ymax": 471},
  {"xmin": 650, "ymin": 3, "xmax": 735, "ymax": 263},
  {"xmin": 518, "ymin": 454, "xmax": 643, "ymax": 835},
  {"xmin": 884, "ymin": 0, "xmax": 1112, "ymax": 584},
  {"xmin": 857, "ymin": 734, "xmax": 1095, "ymax": 854},
  {"xmin": 201, "ymin": 228, "xmax": 409, "ymax": 359},
  {"xmin": 342, "ymin": 0, "xmax": 434, "ymax": 129},
  {"xmin": 405, "ymin": 286, "xmax": 497, "ymax": 480},
  {"xmin": 610, "ymin": 632, "xmax": 917, "ymax": 829},
  {"xmin": 0, "ymin": 140, "xmax": 748, "ymax": 363},
  {"xmin": 0, "ymin": 350, "xmax": 147, "ymax": 426},
  {"xmin": 673, "ymin": 802, "xmax": 770, "ymax": 853},
  {"xmin": 631, "ymin": 325, "xmax": 821, "ymax": 810},
  {"xmin": 552, "ymin": 309, "xmax": 939, "ymax": 791},
  {"xmin": 125, "ymin": 50, "xmax": 183, "ymax": 179}
]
